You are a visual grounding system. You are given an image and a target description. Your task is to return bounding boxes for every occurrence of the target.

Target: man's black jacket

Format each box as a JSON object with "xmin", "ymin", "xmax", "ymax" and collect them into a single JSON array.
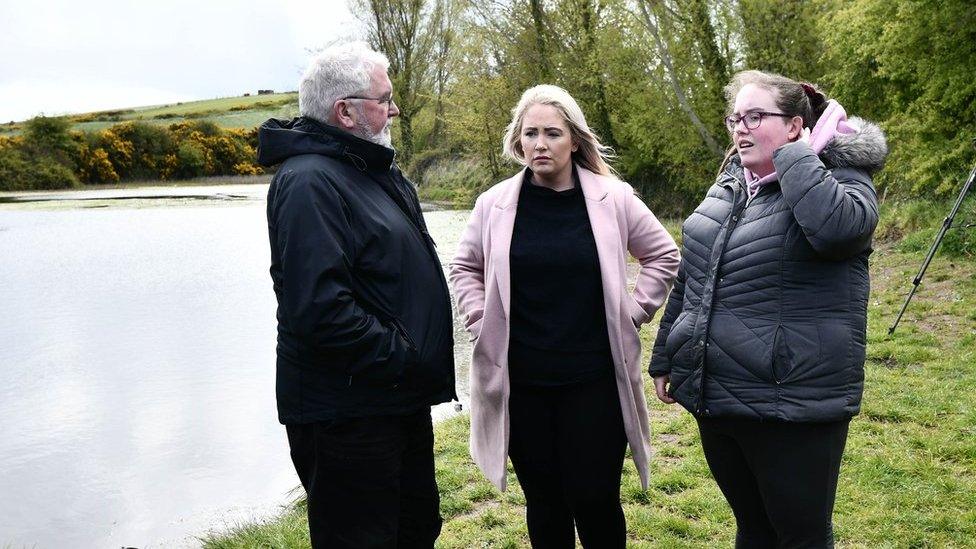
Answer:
[{"xmin": 258, "ymin": 116, "xmax": 455, "ymax": 423}]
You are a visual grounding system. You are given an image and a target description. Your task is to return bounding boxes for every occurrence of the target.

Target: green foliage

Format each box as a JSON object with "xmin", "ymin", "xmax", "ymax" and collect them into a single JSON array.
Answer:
[
  {"xmin": 0, "ymin": 116, "xmax": 81, "ymax": 190},
  {"xmin": 899, "ymin": 226, "xmax": 976, "ymax": 259},
  {"xmin": 407, "ymin": 0, "xmax": 974, "ymax": 211},
  {"xmin": 0, "ymin": 115, "xmax": 263, "ymax": 190},
  {"xmin": 75, "ymin": 143, "xmax": 119, "ymax": 184},
  {"xmin": 416, "ymin": 157, "xmax": 497, "ymax": 207},
  {"xmin": 22, "ymin": 116, "xmax": 80, "ymax": 166},
  {"xmin": 0, "ymin": 145, "xmax": 81, "ymax": 190},
  {"xmin": 820, "ymin": 0, "xmax": 976, "ymax": 197},
  {"xmin": 876, "ymin": 199, "xmax": 976, "ymax": 259},
  {"xmin": 7, "ymin": 1, "xmax": 974, "ymax": 212},
  {"xmin": 97, "ymin": 122, "xmax": 175, "ymax": 180},
  {"xmin": 174, "ymin": 141, "xmax": 208, "ymax": 179},
  {"xmin": 739, "ymin": 0, "xmax": 826, "ymax": 82}
]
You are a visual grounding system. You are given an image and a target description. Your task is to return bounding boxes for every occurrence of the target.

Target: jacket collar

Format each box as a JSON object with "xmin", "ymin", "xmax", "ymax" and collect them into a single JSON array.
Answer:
[
  {"xmin": 494, "ymin": 164, "xmax": 609, "ymax": 209},
  {"xmin": 300, "ymin": 116, "xmax": 397, "ymax": 172}
]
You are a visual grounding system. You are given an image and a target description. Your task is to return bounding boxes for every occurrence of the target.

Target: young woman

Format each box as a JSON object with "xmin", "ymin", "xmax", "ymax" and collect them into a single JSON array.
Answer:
[
  {"xmin": 650, "ymin": 70, "xmax": 888, "ymax": 548},
  {"xmin": 450, "ymin": 85, "xmax": 679, "ymax": 547}
]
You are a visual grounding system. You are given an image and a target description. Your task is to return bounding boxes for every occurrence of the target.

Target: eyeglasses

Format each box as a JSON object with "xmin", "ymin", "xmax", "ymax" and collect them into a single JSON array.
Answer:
[
  {"xmin": 341, "ymin": 95, "xmax": 396, "ymax": 108},
  {"xmin": 724, "ymin": 111, "xmax": 793, "ymax": 132}
]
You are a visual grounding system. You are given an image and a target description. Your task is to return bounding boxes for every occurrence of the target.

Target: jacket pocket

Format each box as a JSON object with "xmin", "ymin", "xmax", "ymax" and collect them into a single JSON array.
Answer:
[
  {"xmin": 771, "ymin": 325, "xmax": 788, "ymax": 384},
  {"xmin": 664, "ymin": 312, "xmax": 691, "ymax": 361},
  {"xmin": 772, "ymin": 323, "xmax": 824, "ymax": 384},
  {"xmin": 391, "ymin": 317, "xmax": 418, "ymax": 353}
]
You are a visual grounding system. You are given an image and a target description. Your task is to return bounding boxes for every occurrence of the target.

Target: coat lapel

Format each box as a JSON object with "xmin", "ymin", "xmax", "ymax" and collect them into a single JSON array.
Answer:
[
  {"xmin": 578, "ymin": 167, "xmax": 624, "ymax": 350},
  {"xmin": 489, "ymin": 171, "xmax": 524, "ymax": 318}
]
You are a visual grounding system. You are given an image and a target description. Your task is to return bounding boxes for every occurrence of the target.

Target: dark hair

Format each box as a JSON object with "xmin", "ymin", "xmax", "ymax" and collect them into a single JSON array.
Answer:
[
  {"xmin": 717, "ymin": 70, "xmax": 829, "ymax": 175},
  {"xmin": 723, "ymin": 70, "xmax": 828, "ymax": 129}
]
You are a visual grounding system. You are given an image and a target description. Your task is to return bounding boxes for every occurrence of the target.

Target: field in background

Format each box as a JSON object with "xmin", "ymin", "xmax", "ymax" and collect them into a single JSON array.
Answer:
[{"xmin": 0, "ymin": 93, "xmax": 299, "ymax": 135}]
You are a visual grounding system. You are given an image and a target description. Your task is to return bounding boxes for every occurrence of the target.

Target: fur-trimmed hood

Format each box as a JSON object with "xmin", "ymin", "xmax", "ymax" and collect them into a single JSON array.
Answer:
[
  {"xmin": 727, "ymin": 115, "xmax": 889, "ymax": 179},
  {"xmin": 819, "ymin": 116, "xmax": 888, "ymax": 174}
]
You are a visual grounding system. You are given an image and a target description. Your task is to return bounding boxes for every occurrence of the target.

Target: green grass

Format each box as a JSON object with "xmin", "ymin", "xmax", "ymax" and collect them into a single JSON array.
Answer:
[
  {"xmin": 202, "ymin": 201, "xmax": 976, "ymax": 548},
  {"xmin": 0, "ymin": 93, "xmax": 299, "ymax": 135}
]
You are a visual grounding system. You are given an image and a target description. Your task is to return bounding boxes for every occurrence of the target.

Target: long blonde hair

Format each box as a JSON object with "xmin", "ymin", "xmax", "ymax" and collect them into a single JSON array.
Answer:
[{"xmin": 502, "ymin": 84, "xmax": 617, "ymax": 177}]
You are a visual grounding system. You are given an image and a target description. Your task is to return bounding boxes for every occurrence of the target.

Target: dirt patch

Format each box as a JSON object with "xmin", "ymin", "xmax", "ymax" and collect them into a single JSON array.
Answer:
[
  {"xmin": 452, "ymin": 500, "xmax": 502, "ymax": 521},
  {"xmin": 658, "ymin": 433, "xmax": 681, "ymax": 445}
]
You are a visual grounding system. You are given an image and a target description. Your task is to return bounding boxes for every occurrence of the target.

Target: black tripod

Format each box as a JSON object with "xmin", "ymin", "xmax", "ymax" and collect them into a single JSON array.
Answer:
[{"xmin": 889, "ymin": 144, "xmax": 976, "ymax": 334}]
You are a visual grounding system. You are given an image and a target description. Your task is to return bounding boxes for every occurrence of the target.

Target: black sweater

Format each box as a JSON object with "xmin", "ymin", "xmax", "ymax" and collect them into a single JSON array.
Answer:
[{"xmin": 508, "ymin": 172, "xmax": 613, "ymax": 385}]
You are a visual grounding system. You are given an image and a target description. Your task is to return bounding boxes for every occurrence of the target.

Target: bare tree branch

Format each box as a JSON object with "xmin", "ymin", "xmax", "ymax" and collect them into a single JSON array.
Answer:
[{"xmin": 633, "ymin": 0, "xmax": 724, "ymax": 157}]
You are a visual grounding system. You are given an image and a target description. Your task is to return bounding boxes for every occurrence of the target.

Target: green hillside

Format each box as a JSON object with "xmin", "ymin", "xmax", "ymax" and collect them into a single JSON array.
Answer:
[{"xmin": 0, "ymin": 92, "xmax": 299, "ymax": 136}]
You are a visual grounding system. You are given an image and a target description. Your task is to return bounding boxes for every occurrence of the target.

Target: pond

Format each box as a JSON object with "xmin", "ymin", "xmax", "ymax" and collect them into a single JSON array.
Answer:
[{"xmin": 0, "ymin": 184, "xmax": 473, "ymax": 547}]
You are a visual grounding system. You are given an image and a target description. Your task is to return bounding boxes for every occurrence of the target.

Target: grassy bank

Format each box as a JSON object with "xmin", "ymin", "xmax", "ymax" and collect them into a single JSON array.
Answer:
[
  {"xmin": 0, "ymin": 93, "xmax": 298, "ymax": 135},
  {"xmin": 202, "ymin": 200, "xmax": 976, "ymax": 548}
]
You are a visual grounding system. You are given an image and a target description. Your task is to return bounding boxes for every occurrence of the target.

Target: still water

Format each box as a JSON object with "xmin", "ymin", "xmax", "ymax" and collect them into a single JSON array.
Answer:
[{"xmin": 0, "ymin": 184, "xmax": 473, "ymax": 547}]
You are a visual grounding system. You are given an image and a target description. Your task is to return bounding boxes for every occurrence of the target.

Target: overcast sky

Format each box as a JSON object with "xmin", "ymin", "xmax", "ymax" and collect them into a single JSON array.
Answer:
[{"xmin": 0, "ymin": 0, "xmax": 362, "ymax": 122}]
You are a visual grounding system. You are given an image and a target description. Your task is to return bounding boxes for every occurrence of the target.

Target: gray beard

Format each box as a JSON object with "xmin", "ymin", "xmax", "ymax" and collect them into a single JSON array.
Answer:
[{"xmin": 354, "ymin": 117, "xmax": 392, "ymax": 149}]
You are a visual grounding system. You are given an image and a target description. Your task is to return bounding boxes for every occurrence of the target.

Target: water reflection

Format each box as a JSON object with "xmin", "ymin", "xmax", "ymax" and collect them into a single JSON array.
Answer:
[{"xmin": 0, "ymin": 186, "xmax": 472, "ymax": 547}]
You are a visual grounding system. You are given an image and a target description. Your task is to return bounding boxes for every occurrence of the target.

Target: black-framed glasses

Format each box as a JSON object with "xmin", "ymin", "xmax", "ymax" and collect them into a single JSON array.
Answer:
[
  {"xmin": 725, "ymin": 110, "xmax": 793, "ymax": 132},
  {"xmin": 341, "ymin": 95, "xmax": 395, "ymax": 108}
]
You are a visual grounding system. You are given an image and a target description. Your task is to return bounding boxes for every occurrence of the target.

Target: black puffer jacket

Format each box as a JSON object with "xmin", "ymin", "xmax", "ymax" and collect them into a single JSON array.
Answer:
[
  {"xmin": 650, "ymin": 119, "xmax": 887, "ymax": 422},
  {"xmin": 259, "ymin": 116, "xmax": 456, "ymax": 423}
]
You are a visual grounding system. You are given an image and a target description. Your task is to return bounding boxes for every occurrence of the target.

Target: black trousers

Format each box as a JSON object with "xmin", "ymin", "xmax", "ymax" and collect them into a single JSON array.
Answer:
[
  {"xmin": 508, "ymin": 375, "xmax": 628, "ymax": 549},
  {"xmin": 695, "ymin": 416, "xmax": 850, "ymax": 549},
  {"xmin": 285, "ymin": 410, "xmax": 442, "ymax": 549}
]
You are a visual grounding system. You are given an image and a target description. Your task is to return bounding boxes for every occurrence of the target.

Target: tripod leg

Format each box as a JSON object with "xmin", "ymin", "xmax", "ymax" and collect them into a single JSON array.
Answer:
[{"xmin": 888, "ymin": 162, "xmax": 976, "ymax": 334}]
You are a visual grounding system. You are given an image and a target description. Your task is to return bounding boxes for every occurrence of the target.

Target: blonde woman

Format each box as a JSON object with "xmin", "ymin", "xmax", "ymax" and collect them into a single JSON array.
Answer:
[{"xmin": 450, "ymin": 85, "xmax": 679, "ymax": 547}]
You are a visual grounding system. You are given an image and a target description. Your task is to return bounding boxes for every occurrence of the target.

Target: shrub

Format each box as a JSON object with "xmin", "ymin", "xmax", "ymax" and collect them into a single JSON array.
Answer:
[
  {"xmin": 100, "ymin": 122, "xmax": 175, "ymax": 180},
  {"xmin": 416, "ymin": 157, "xmax": 496, "ymax": 207},
  {"xmin": 77, "ymin": 146, "xmax": 119, "ymax": 184},
  {"xmin": 22, "ymin": 116, "xmax": 79, "ymax": 168},
  {"xmin": 174, "ymin": 141, "xmax": 207, "ymax": 179},
  {"xmin": 0, "ymin": 146, "xmax": 80, "ymax": 190},
  {"xmin": 0, "ymin": 147, "xmax": 31, "ymax": 190},
  {"xmin": 3, "ymin": 116, "xmax": 264, "ymax": 189}
]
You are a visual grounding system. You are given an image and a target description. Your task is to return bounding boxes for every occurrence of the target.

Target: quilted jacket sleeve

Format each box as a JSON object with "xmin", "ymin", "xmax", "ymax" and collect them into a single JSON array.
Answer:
[
  {"xmin": 773, "ymin": 141, "xmax": 879, "ymax": 261},
  {"xmin": 648, "ymin": 260, "xmax": 686, "ymax": 377}
]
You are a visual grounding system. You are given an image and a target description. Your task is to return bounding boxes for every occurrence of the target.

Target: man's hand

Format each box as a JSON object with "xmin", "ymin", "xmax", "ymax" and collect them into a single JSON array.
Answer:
[{"xmin": 653, "ymin": 374, "xmax": 676, "ymax": 404}]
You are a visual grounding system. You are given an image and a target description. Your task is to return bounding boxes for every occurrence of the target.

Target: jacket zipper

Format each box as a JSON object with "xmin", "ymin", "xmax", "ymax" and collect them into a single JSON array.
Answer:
[
  {"xmin": 697, "ymin": 181, "xmax": 745, "ymax": 414},
  {"xmin": 364, "ymin": 170, "xmax": 459, "ymax": 402}
]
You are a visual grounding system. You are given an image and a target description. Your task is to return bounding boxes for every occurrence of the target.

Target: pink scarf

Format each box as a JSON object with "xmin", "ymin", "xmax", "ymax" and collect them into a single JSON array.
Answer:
[{"xmin": 744, "ymin": 99, "xmax": 858, "ymax": 198}]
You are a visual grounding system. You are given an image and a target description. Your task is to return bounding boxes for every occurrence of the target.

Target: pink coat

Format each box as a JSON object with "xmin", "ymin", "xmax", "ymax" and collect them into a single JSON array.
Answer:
[{"xmin": 449, "ymin": 165, "xmax": 680, "ymax": 491}]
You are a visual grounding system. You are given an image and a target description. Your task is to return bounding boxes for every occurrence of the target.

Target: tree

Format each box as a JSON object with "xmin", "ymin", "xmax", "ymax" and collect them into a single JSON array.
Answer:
[
  {"xmin": 23, "ymin": 116, "xmax": 79, "ymax": 168},
  {"xmin": 427, "ymin": 0, "xmax": 462, "ymax": 146},
  {"xmin": 738, "ymin": 0, "xmax": 825, "ymax": 82},
  {"xmin": 552, "ymin": 0, "xmax": 618, "ymax": 147},
  {"xmin": 354, "ymin": 0, "xmax": 440, "ymax": 167},
  {"xmin": 819, "ymin": 0, "xmax": 976, "ymax": 196},
  {"xmin": 632, "ymin": 0, "xmax": 726, "ymax": 158}
]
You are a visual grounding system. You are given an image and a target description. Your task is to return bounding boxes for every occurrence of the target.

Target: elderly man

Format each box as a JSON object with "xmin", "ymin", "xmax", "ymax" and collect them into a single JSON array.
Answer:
[{"xmin": 257, "ymin": 42, "xmax": 456, "ymax": 548}]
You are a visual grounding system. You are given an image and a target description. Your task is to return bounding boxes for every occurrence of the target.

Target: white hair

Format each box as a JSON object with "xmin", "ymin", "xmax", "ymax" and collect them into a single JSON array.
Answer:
[{"xmin": 299, "ymin": 41, "xmax": 390, "ymax": 124}]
